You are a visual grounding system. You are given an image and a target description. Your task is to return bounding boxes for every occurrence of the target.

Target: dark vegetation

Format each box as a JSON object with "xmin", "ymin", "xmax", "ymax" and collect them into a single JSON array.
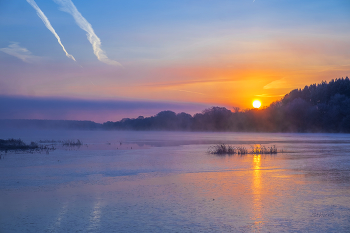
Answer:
[
  {"xmin": 0, "ymin": 139, "xmax": 39, "ymax": 151},
  {"xmin": 0, "ymin": 138, "xmax": 82, "ymax": 154},
  {"xmin": 103, "ymin": 77, "xmax": 350, "ymax": 133},
  {"xmin": 62, "ymin": 139, "xmax": 82, "ymax": 146},
  {"xmin": 39, "ymin": 139, "xmax": 83, "ymax": 147},
  {"xmin": 208, "ymin": 144, "xmax": 278, "ymax": 155},
  {"xmin": 0, "ymin": 138, "xmax": 55, "ymax": 153}
]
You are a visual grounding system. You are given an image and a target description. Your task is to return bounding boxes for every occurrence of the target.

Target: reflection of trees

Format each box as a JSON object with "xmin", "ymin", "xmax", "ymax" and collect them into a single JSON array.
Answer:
[{"xmin": 103, "ymin": 77, "xmax": 350, "ymax": 132}]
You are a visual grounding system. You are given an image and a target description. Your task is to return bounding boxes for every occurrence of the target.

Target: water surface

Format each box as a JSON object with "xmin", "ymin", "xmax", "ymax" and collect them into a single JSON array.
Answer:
[{"xmin": 0, "ymin": 130, "xmax": 349, "ymax": 232}]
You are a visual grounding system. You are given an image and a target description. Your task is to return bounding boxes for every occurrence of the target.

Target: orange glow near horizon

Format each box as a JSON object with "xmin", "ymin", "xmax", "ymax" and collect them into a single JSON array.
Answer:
[{"xmin": 17, "ymin": 56, "xmax": 349, "ymax": 112}]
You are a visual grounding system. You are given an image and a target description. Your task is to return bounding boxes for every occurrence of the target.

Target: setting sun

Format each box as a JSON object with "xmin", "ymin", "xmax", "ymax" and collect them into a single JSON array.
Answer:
[{"xmin": 253, "ymin": 100, "xmax": 262, "ymax": 109}]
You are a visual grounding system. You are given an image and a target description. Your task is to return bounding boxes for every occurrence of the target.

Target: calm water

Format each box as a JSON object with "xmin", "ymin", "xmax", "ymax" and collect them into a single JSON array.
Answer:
[{"xmin": 0, "ymin": 130, "xmax": 350, "ymax": 232}]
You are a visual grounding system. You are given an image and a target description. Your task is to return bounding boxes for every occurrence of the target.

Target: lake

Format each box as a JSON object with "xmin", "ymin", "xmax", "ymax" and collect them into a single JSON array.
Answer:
[{"xmin": 0, "ymin": 130, "xmax": 350, "ymax": 232}]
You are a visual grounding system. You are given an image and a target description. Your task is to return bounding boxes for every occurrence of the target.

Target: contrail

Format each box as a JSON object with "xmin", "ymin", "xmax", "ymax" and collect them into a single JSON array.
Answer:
[
  {"xmin": 26, "ymin": 0, "xmax": 75, "ymax": 61},
  {"xmin": 53, "ymin": 0, "xmax": 122, "ymax": 66}
]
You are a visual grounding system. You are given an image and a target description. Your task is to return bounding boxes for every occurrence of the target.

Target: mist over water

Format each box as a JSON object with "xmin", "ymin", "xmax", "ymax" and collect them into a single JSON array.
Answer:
[{"xmin": 0, "ymin": 130, "xmax": 350, "ymax": 232}]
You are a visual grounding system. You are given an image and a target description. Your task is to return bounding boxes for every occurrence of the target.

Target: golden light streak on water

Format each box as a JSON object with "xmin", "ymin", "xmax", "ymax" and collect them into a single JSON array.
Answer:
[{"xmin": 252, "ymin": 153, "xmax": 263, "ymax": 230}]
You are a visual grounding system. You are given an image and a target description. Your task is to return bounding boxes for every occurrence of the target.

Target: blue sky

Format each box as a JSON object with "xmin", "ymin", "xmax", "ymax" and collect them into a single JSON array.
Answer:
[{"xmin": 0, "ymin": 0, "xmax": 349, "ymax": 121}]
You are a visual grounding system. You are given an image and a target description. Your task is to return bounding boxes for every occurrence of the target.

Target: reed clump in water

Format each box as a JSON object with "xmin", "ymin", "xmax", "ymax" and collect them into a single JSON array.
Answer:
[
  {"xmin": 208, "ymin": 144, "xmax": 248, "ymax": 155},
  {"xmin": 0, "ymin": 138, "xmax": 55, "ymax": 153},
  {"xmin": 250, "ymin": 145, "xmax": 277, "ymax": 154},
  {"xmin": 208, "ymin": 144, "xmax": 278, "ymax": 155},
  {"xmin": 62, "ymin": 139, "xmax": 82, "ymax": 146},
  {"xmin": 39, "ymin": 139, "xmax": 83, "ymax": 146},
  {"xmin": 0, "ymin": 138, "xmax": 39, "ymax": 151}
]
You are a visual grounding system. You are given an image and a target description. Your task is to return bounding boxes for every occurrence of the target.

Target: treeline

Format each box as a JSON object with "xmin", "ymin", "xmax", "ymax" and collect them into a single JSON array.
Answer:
[{"xmin": 103, "ymin": 77, "xmax": 350, "ymax": 133}]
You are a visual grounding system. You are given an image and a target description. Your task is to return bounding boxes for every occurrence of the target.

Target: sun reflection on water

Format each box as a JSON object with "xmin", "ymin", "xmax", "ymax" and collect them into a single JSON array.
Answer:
[
  {"xmin": 252, "ymin": 153, "xmax": 263, "ymax": 229},
  {"xmin": 88, "ymin": 198, "xmax": 102, "ymax": 231}
]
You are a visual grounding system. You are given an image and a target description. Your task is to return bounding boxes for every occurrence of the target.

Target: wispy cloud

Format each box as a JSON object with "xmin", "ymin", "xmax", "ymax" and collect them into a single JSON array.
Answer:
[
  {"xmin": 255, "ymin": 94, "xmax": 285, "ymax": 98},
  {"xmin": 263, "ymin": 78, "xmax": 287, "ymax": 89},
  {"xmin": 0, "ymin": 42, "xmax": 40, "ymax": 63},
  {"xmin": 26, "ymin": 0, "xmax": 76, "ymax": 61},
  {"xmin": 53, "ymin": 0, "xmax": 122, "ymax": 66},
  {"xmin": 141, "ymin": 78, "xmax": 234, "ymax": 87},
  {"xmin": 172, "ymin": 89, "xmax": 207, "ymax": 95}
]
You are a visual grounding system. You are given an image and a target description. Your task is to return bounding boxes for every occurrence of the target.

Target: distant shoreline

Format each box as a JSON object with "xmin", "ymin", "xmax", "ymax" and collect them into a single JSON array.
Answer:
[{"xmin": 0, "ymin": 118, "xmax": 349, "ymax": 133}]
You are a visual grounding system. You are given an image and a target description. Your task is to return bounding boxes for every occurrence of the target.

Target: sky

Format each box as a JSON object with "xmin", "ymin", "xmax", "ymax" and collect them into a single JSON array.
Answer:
[{"xmin": 0, "ymin": 0, "xmax": 349, "ymax": 122}]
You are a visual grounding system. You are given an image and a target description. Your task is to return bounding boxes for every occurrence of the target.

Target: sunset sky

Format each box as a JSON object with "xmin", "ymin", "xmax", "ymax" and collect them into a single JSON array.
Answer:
[{"xmin": 1, "ymin": 0, "xmax": 349, "ymax": 122}]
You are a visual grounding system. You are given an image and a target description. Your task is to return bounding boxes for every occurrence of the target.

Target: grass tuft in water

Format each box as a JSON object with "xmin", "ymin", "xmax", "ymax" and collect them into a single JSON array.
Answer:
[
  {"xmin": 0, "ymin": 138, "xmax": 56, "ymax": 153},
  {"xmin": 62, "ymin": 139, "xmax": 82, "ymax": 146},
  {"xmin": 0, "ymin": 138, "xmax": 39, "ymax": 151},
  {"xmin": 208, "ymin": 144, "xmax": 278, "ymax": 155}
]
